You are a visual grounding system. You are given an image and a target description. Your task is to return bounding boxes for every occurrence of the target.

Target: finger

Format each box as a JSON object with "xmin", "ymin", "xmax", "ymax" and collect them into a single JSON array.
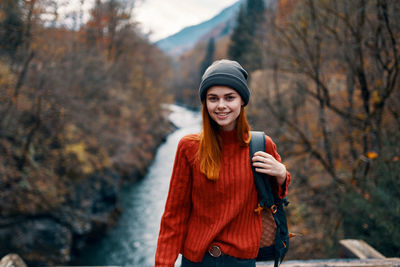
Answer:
[
  {"xmin": 252, "ymin": 153, "xmax": 274, "ymax": 161},
  {"xmin": 254, "ymin": 151, "xmax": 274, "ymax": 157},
  {"xmin": 252, "ymin": 162, "xmax": 266, "ymax": 168},
  {"xmin": 252, "ymin": 155, "xmax": 266, "ymax": 163},
  {"xmin": 255, "ymin": 168, "xmax": 273, "ymax": 175},
  {"xmin": 253, "ymin": 162, "xmax": 274, "ymax": 171},
  {"xmin": 253, "ymin": 151, "xmax": 270, "ymax": 157},
  {"xmin": 252, "ymin": 156, "xmax": 275, "ymax": 166},
  {"xmin": 255, "ymin": 167, "xmax": 282, "ymax": 177}
]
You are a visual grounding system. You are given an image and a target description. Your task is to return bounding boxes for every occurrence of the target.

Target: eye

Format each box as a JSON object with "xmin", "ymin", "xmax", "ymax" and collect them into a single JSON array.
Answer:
[
  {"xmin": 208, "ymin": 96, "xmax": 218, "ymax": 102},
  {"xmin": 226, "ymin": 95, "xmax": 235, "ymax": 101}
]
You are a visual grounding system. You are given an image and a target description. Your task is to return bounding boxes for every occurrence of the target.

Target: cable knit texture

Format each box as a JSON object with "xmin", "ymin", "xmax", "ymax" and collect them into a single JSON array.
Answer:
[{"xmin": 155, "ymin": 129, "xmax": 291, "ymax": 267}]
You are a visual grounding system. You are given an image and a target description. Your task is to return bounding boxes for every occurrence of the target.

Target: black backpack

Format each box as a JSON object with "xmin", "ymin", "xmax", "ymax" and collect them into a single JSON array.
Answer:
[{"xmin": 249, "ymin": 131, "xmax": 290, "ymax": 267}]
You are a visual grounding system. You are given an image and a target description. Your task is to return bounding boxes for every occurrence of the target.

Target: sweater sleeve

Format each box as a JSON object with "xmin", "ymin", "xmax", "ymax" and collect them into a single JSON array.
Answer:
[
  {"xmin": 155, "ymin": 137, "xmax": 193, "ymax": 267},
  {"xmin": 265, "ymin": 135, "xmax": 291, "ymax": 199}
]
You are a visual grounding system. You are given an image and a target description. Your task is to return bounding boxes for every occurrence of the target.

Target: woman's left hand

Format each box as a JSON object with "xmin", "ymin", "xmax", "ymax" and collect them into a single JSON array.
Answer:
[{"xmin": 252, "ymin": 151, "xmax": 287, "ymax": 186}]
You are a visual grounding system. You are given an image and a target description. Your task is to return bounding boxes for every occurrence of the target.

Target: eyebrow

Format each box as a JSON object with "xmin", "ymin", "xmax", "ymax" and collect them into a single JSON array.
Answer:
[{"xmin": 207, "ymin": 92, "xmax": 236, "ymax": 97}]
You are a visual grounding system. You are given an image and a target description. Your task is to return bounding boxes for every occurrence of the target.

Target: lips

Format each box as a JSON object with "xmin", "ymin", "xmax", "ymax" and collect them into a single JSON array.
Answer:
[{"xmin": 215, "ymin": 112, "xmax": 230, "ymax": 119}]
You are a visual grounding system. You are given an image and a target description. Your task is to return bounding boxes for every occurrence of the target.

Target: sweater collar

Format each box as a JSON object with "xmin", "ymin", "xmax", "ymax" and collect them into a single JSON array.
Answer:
[{"xmin": 218, "ymin": 128, "xmax": 238, "ymax": 145}]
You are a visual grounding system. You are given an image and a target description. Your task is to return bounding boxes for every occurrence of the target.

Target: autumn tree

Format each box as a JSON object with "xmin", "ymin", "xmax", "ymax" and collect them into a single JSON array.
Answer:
[
  {"xmin": 0, "ymin": 0, "xmax": 24, "ymax": 57},
  {"xmin": 200, "ymin": 37, "xmax": 215, "ymax": 78},
  {"xmin": 228, "ymin": 0, "xmax": 265, "ymax": 71},
  {"xmin": 0, "ymin": 0, "xmax": 173, "ymax": 264},
  {"xmin": 247, "ymin": 0, "xmax": 400, "ymax": 257}
]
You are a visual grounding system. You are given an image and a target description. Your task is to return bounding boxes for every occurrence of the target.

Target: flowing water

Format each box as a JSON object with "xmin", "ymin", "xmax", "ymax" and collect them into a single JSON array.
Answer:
[{"xmin": 75, "ymin": 105, "xmax": 201, "ymax": 267}]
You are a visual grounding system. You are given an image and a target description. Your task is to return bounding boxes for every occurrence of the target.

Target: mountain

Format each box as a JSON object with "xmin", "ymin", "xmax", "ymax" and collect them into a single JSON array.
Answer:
[{"xmin": 155, "ymin": 0, "xmax": 245, "ymax": 57}]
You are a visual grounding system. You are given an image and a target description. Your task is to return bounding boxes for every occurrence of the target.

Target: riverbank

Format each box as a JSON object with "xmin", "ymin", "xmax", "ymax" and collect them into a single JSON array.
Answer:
[
  {"xmin": 0, "ymin": 105, "xmax": 175, "ymax": 266},
  {"xmin": 71, "ymin": 104, "xmax": 202, "ymax": 266}
]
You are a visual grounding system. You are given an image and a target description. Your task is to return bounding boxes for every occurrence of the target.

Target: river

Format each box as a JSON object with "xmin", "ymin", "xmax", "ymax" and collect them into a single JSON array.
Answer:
[{"xmin": 74, "ymin": 105, "xmax": 201, "ymax": 267}]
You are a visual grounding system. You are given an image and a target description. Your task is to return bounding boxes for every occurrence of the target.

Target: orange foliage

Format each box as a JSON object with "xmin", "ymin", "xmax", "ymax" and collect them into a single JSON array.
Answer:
[{"xmin": 276, "ymin": 0, "xmax": 299, "ymax": 24}]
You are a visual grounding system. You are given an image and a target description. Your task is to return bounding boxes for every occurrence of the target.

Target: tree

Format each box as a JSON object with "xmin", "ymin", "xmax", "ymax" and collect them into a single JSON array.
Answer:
[
  {"xmin": 247, "ymin": 0, "xmax": 400, "ymax": 258},
  {"xmin": 0, "ymin": 0, "xmax": 24, "ymax": 57},
  {"xmin": 0, "ymin": 0, "xmax": 173, "ymax": 264},
  {"xmin": 228, "ymin": 0, "xmax": 265, "ymax": 71},
  {"xmin": 200, "ymin": 37, "xmax": 215, "ymax": 77}
]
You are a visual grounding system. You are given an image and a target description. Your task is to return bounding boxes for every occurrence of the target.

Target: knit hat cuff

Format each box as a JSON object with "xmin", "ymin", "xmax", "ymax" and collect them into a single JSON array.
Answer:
[{"xmin": 199, "ymin": 73, "xmax": 250, "ymax": 105}]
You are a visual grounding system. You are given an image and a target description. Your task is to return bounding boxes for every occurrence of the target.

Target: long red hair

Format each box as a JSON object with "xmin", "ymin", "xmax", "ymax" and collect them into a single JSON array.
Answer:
[{"xmin": 198, "ymin": 102, "xmax": 251, "ymax": 180}]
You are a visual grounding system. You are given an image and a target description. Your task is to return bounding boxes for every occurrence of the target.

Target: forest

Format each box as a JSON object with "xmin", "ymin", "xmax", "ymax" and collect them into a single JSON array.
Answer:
[
  {"xmin": 237, "ymin": 0, "xmax": 400, "ymax": 259},
  {"xmin": 0, "ymin": 0, "xmax": 173, "ymax": 265},
  {"xmin": 0, "ymin": 0, "xmax": 399, "ymax": 265}
]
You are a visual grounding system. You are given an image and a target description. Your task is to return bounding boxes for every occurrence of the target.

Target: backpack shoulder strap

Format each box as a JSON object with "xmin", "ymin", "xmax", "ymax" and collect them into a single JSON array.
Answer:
[
  {"xmin": 249, "ymin": 131, "xmax": 276, "ymax": 210},
  {"xmin": 251, "ymin": 131, "xmax": 291, "ymax": 267}
]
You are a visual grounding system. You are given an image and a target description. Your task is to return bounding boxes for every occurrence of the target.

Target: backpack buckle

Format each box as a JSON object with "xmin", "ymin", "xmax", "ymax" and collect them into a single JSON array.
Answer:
[
  {"xmin": 270, "ymin": 204, "xmax": 277, "ymax": 214},
  {"xmin": 254, "ymin": 203, "xmax": 264, "ymax": 214}
]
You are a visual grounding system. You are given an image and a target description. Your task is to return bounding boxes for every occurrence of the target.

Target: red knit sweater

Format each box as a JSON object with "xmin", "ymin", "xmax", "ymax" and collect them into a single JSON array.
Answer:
[{"xmin": 155, "ymin": 129, "xmax": 291, "ymax": 267}]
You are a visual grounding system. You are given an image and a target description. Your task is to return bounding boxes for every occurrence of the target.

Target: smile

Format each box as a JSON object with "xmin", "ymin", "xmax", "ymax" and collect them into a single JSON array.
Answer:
[{"xmin": 215, "ymin": 112, "xmax": 230, "ymax": 119}]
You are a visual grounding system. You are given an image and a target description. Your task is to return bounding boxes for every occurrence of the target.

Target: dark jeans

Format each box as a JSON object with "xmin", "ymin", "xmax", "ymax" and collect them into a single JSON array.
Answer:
[{"xmin": 181, "ymin": 252, "xmax": 256, "ymax": 267}]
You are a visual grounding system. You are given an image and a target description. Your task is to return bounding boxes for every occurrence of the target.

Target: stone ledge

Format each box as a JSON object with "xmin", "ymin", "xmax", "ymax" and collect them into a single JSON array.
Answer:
[
  {"xmin": 256, "ymin": 258, "xmax": 400, "ymax": 267},
  {"xmin": 339, "ymin": 239, "xmax": 386, "ymax": 259},
  {"xmin": 0, "ymin": 254, "xmax": 27, "ymax": 267}
]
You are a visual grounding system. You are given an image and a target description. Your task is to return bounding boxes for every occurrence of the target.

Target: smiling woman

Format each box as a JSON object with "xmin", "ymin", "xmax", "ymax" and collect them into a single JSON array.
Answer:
[{"xmin": 155, "ymin": 59, "xmax": 291, "ymax": 267}]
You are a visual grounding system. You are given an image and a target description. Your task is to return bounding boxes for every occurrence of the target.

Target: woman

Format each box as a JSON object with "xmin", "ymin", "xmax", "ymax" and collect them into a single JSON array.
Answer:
[{"xmin": 155, "ymin": 59, "xmax": 291, "ymax": 267}]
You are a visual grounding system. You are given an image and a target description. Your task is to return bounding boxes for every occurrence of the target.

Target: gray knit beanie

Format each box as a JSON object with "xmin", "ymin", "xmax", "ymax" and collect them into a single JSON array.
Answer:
[{"xmin": 199, "ymin": 59, "xmax": 250, "ymax": 106}]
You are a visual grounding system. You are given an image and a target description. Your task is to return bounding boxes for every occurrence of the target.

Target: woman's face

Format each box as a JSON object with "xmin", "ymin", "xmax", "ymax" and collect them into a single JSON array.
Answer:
[{"xmin": 206, "ymin": 86, "xmax": 244, "ymax": 131}]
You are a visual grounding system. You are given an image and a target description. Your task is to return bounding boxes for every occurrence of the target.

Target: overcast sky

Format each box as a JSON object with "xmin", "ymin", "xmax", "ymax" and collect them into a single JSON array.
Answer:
[
  {"xmin": 133, "ymin": 0, "xmax": 239, "ymax": 42},
  {"xmin": 59, "ymin": 0, "xmax": 239, "ymax": 42}
]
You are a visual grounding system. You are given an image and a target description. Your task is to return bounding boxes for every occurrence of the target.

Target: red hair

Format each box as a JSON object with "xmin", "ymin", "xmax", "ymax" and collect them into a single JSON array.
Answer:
[{"xmin": 198, "ymin": 102, "xmax": 251, "ymax": 180}]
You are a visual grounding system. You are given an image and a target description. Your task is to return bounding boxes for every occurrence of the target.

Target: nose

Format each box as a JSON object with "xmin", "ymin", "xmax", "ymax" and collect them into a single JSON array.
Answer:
[{"xmin": 217, "ymin": 99, "xmax": 227, "ymax": 109}]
